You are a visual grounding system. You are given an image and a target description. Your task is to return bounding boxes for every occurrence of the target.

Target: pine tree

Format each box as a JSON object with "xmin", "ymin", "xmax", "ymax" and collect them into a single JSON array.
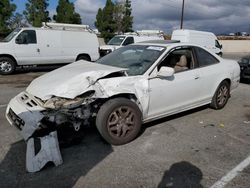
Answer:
[
  {"xmin": 95, "ymin": 0, "xmax": 116, "ymax": 42},
  {"xmin": 95, "ymin": 0, "xmax": 134, "ymax": 41},
  {"xmin": 113, "ymin": 1, "xmax": 124, "ymax": 34},
  {"xmin": 95, "ymin": 8, "xmax": 103, "ymax": 32},
  {"xmin": 122, "ymin": 0, "xmax": 133, "ymax": 33},
  {"xmin": 0, "ymin": 0, "xmax": 16, "ymax": 33},
  {"xmin": 23, "ymin": 0, "xmax": 50, "ymax": 27},
  {"xmin": 53, "ymin": 0, "xmax": 81, "ymax": 24},
  {"xmin": 102, "ymin": 0, "xmax": 116, "ymax": 41}
]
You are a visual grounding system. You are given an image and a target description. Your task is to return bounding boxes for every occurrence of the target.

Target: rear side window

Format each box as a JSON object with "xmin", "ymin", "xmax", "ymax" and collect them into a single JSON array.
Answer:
[
  {"xmin": 16, "ymin": 30, "xmax": 37, "ymax": 44},
  {"xmin": 122, "ymin": 37, "xmax": 134, "ymax": 46},
  {"xmin": 195, "ymin": 47, "xmax": 219, "ymax": 67}
]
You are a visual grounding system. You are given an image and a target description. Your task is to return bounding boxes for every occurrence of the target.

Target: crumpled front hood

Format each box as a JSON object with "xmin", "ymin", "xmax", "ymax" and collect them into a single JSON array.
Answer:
[{"xmin": 26, "ymin": 60, "xmax": 127, "ymax": 100}]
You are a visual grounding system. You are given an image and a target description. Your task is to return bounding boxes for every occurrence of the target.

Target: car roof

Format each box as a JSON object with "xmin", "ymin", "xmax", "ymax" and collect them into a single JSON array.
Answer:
[
  {"xmin": 133, "ymin": 40, "xmax": 202, "ymax": 48},
  {"xmin": 139, "ymin": 40, "xmax": 180, "ymax": 44}
]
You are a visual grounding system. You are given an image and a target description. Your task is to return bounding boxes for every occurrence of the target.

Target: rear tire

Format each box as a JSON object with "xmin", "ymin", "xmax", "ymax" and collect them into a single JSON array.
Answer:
[
  {"xmin": 0, "ymin": 57, "xmax": 16, "ymax": 75},
  {"xmin": 210, "ymin": 80, "xmax": 230, "ymax": 110},
  {"xmin": 96, "ymin": 98, "xmax": 142, "ymax": 145}
]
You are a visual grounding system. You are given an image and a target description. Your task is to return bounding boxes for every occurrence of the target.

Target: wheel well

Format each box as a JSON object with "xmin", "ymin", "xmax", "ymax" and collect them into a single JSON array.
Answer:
[
  {"xmin": 223, "ymin": 78, "xmax": 231, "ymax": 87},
  {"xmin": 94, "ymin": 93, "xmax": 141, "ymax": 114},
  {"xmin": 0, "ymin": 54, "xmax": 17, "ymax": 65},
  {"xmin": 76, "ymin": 54, "xmax": 91, "ymax": 61},
  {"xmin": 109, "ymin": 93, "xmax": 138, "ymax": 102}
]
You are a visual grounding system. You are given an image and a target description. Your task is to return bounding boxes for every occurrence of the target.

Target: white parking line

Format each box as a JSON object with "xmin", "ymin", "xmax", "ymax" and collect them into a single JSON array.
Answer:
[
  {"xmin": 210, "ymin": 155, "xmax": 250, "ymax": 188},
  {"xmin": 0, "ymin": 104, "xmax": 7, "ymax": 108}
]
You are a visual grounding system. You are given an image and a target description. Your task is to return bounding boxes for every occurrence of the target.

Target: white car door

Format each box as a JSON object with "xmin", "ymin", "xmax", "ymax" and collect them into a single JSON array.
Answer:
[
  {"xmin": 147, "ymin": 47, "xmax": 203, "ymax": 119},
  {"xmin": 193, "ymin": 47, "xmax": 222, "ymax": 99},
  {"xmin": 14, "ymin": 30, "xmax": 41, "ymax": 65}
]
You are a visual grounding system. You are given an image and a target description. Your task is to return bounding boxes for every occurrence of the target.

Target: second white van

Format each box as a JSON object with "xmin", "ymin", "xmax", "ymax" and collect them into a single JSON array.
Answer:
[
  {"xmin": 171, "ymin": 29, "xmax": 223, "ymax": 56},
  {"xmin": 99, "ymin": 30, "xmax": 165, "ymax": 56}
]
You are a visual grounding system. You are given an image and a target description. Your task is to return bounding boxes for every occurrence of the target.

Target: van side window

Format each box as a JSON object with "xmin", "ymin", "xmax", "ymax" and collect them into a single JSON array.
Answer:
[
  {"xmin": 16, "ymin": 30, "xmax": 37, "ymax": 44},
  {"xmin": 195, "ymin": 47, "xmax": 219, "ymax": 67},
  {"xmin": 122, "ymin": 37, "xmax": 134, "ymax": 46}
]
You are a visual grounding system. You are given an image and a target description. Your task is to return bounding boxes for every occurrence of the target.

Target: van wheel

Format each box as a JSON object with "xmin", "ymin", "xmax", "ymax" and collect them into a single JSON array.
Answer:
[
  {"xmin": 0, "ymin": 57, "xmax": 16, "ymax": 75},
  {"xmin": 210, "ymin": 80, "xmax": 230, "ymax": 110},
  {"xmin": 76, "ymin": 55, "xmax": 91, "ymax": 62},
  {"xmin": 96, "ymin": 98, "xmax": 142, "ymax": 145}
]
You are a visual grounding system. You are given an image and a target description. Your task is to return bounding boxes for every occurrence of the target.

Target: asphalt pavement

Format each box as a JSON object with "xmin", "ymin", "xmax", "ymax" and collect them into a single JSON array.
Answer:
[{"xmin": 0, "ymin": 55, "xmax": 249, "ymax": 188}]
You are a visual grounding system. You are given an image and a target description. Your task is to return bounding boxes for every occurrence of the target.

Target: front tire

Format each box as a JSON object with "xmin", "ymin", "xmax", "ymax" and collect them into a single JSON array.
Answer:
[
  {"xmin": 210, "ymin": 80, "xmax": 230, "ymax": 110},
  {"xmin": 0, "ymin": 57, "xmax": 16, "ymax": 75},
  {"xmin": 96, "ymin": 98, "xmax": 142, "ymax": 145}
]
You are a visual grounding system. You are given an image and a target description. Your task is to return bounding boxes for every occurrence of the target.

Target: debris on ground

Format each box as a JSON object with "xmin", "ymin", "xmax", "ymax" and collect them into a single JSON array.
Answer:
[
  {"xmin": 26, "ymin": 131, "xmax": 63, "ymax": 173},
  {"xmin": 219, "ymin": 123, "xmax": 225, "ymax": 128},
  {"xmin": 203, "ymin": 124, "xmax": 215, "ymax": 128}
]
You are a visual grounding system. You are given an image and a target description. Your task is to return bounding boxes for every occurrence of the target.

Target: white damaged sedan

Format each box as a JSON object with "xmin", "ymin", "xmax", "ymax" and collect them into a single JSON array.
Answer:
[{"xmin": 6, "ymin": 41, "xmax": 240, "ymax": 171}]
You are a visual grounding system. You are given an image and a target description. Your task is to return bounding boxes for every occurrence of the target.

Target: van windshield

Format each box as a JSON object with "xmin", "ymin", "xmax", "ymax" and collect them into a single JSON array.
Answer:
[
  {"xmin": 2, "ymin": 28, "xmax": 21, "ymax": 42},
  {"xmin": 107, "ymin": 36, "xmax": 125, "ymax": 46}
]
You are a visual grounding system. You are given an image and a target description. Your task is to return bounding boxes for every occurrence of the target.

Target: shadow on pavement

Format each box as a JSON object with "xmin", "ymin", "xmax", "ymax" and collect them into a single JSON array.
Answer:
[
  {"xmin": 142, "ymin": 105, "xmax": 208, "ymax": 134},
  {"xmin": 15, "ymin": 65, "xmax": 64, "ymax": 74},
  {"xmin": 158, "ymin": 161, "xmax": 203, "ymax": 188},
  {"xmin": 0, "ymin": 126, "xmax": 113, "ymax": 188}
]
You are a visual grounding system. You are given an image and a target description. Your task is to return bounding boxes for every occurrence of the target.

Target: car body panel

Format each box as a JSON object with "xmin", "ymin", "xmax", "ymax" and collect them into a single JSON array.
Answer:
[
  {"xmin": 26, "ymin": 60, "xmax": 128, "ymax": 100},
  {"xmin": 9, "ymin": 42, "xmax": 240, "ymax": 126},
  {"xmin": 5, "ymin": 42, "xmax": 240, "ymax": 172}
]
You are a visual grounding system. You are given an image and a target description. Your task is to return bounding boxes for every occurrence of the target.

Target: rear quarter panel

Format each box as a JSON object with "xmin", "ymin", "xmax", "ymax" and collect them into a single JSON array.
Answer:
[
  {"xmin": 198, "ymin": 58, "xmax": 240, "ymax": 102},
  {"xmin": 211, "ymin": 59, "xmax": 240, "ymax": 96}
]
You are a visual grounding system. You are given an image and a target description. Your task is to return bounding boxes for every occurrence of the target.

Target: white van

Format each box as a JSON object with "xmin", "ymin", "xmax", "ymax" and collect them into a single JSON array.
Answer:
[
  {"xmin": 99, "ymin": 30, "xmax": 164, "ymax": 56},
  {"xmin": 0, "ymin": 23, "xmax": 100, "ymax": 75},
  {"xmin": 171, "ymin": 29, "xmax": 223, "ymax": 56}
]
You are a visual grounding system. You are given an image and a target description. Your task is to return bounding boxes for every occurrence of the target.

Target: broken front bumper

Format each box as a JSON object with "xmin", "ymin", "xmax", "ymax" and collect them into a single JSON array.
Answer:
[
  {"xmin": 6, "ymin": 92, "xmax": 45, "ymax": 140},
  {"xmin": 6, "ymin": 92, "xmax": 63, "ymax": 172}
]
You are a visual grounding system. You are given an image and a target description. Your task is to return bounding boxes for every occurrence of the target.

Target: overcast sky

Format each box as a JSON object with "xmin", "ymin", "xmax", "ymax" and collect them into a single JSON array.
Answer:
[
  {"xmin": 75, "ymin": 0, "xmax": 250, "ymax": 34},
  {"xmin": 14, "ymin": 0, "xmax": 250, "ymax": 34}
]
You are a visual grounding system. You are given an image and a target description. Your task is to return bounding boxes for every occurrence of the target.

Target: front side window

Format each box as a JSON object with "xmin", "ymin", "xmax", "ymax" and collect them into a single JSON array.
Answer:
[
  {"xmin": 122, "ymin": 37, "xmax": 134, "ymax": 46},
  {"xmin": 158, "ymin": 47, "xmax": 195, "ymax": 73},
  {"xmin": 97, "ymin": 45, "xmax": 165, "ymax": 76},
  {"xmin": 195, "ymin": 47, "xmax": 219, "ymax": 67},
  {"xmin": 16, "ymin": 30, "xmax": 37, "ymax": 44}
]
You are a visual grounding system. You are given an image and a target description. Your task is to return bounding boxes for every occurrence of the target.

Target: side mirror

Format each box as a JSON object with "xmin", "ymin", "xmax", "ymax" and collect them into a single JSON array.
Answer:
[{"xmin": 158, "ymin": 67, "xmax": 174, "ymax": 77}]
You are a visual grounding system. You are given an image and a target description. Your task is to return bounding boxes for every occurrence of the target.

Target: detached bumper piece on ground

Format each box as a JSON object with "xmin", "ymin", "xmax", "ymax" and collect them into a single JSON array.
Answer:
[{"xmin": 26, "ymin": 131, "xmax": 63, "ymax": 173}]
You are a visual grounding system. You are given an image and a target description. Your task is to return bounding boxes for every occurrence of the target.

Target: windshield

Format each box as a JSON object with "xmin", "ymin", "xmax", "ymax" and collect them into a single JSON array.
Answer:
[
  {"xmin": 107, "ymin": 36, "xmax": 126, "ymax": 46},
  {"xmin": 97, "ymin": 45, "xmax": 166, "ymax": 76},
  {"xmin": 2, "ymin": 28, "xmax": 21, "ymax": 42}
]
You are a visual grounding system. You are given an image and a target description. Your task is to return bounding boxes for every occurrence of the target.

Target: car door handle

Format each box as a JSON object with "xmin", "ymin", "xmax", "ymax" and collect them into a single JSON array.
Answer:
[
  {"xmin": 37, "ymin": 48, "xmax": 40, "ymax": 53},
  {"xmin": 195, "ymin": 76, "xmax": 200, "ymax": 80}
]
